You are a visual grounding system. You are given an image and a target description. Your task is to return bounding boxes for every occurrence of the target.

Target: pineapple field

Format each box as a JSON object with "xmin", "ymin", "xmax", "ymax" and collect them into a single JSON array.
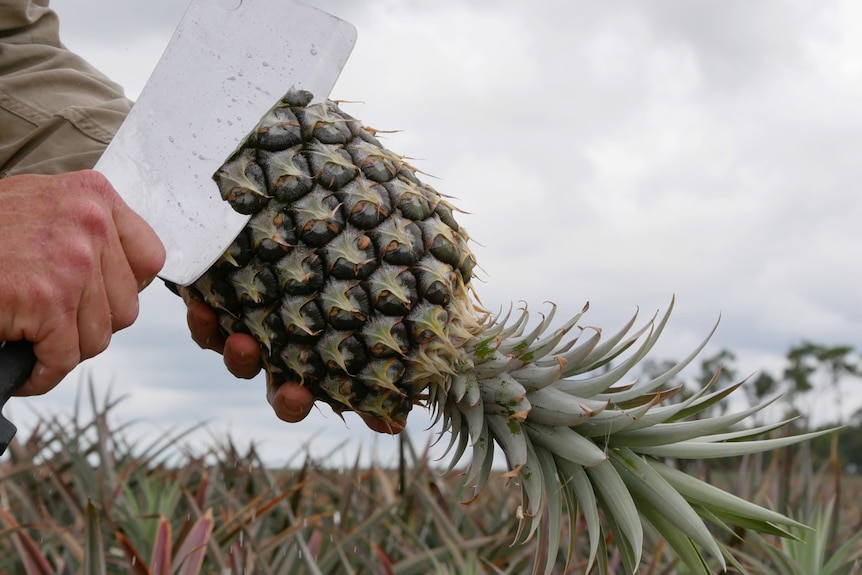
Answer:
[{"xmin": 0, "ymin": 379, "xmax": 860, "ymax": 574}]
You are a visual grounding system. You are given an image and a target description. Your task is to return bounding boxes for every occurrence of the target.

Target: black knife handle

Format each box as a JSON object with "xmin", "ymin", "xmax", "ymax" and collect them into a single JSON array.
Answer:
[{"xmin": 0, "ymin": 340, "xmax": 36, "ymax": 456}]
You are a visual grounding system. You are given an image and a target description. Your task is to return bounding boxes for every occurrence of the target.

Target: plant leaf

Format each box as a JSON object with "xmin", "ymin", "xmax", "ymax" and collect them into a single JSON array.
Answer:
[{"xmin": 84, "ymin": 500, "xmax": 107, "ymax": 575}]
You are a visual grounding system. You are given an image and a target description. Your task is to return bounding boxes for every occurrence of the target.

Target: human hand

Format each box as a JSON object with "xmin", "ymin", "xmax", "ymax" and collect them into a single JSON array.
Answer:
[
  {"xmin": 0, "ymin": 171, "xmax": 166, "ymax": 395},
  {"xmin": 183, "ymin": 299, "xmax": 406, "ymax": 434},
  {"xmin": 183, "ymin": 297, "xmax": 262, "ymax": 379},
  {"xmin": 266, "ymin": 374, "xmax": 407, "ymax": 434}
]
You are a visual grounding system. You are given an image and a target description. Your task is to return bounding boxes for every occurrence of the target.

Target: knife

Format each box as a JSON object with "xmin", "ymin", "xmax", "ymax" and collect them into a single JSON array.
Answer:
[{"xmin": 0, "ymin": 0, "xmax": 357, "ymax": 456}]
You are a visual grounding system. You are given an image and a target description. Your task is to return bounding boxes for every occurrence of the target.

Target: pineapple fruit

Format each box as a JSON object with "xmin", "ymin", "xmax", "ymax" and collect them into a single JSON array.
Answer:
[{"xmin": 170, "ymin": 88, "xmax": 830, "ymax": 574}]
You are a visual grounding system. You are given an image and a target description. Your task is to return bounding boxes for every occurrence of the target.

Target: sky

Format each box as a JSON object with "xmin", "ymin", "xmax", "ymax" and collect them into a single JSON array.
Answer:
[{"xmin": 12, "ymin": 0, "xmax": 862, "ymax": 467}]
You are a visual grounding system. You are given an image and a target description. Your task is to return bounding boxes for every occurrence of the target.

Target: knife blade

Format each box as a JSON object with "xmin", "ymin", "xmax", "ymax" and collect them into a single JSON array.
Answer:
[
  {"xmin": 97, "ymin": 0, "xmax": 357, "ymax": 286},
  {"xmin": 0, "ymin": 0, "xmax": 357, "ymax": 456}
]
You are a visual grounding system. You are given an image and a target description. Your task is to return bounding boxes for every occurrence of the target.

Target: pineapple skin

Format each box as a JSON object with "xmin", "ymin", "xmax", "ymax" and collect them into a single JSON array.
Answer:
[{"xmin": 177, "ymin": 88, "xmax": 478, "ymax": 424}]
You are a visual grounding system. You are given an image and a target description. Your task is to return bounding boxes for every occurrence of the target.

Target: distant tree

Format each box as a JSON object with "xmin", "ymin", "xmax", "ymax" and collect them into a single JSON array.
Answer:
[
  {"xmin": 782, "ymin": 342, "xmax": 819, "ymax": 420},
  {"xmin": 841, "ymin": 408, "xmax": 862, "ymax": 472},
  {"xmin": 638, "ymin": 358, "xmax": 690, "ymax": 403},
  {"xmin": 811, "ymin": 344, "xmax": 859, "ymax": 425},
  {"xmin": 782, "ymin": 342, "xmax": 859, "ymax": 425},
  {"xmin": 697, "ymin": 349, "xmax": 737, "ymax": 387},
  {"xmin": 743, "ymin": 371, "xmax": 779, "ymax": 425},
  {"xmin": 695, "ymin": 349, "xmax": 737, "ymax": 416}
]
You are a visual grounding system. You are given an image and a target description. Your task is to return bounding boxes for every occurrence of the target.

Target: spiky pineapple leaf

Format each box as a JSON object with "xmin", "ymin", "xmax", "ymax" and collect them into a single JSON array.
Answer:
[
  {"xmin": 586, "ymin": 459, "xmax": 643, "ymax": 571},
  {"xmin": 648, "ymin": 459, "xmax": 806, "ymax": 531},
  {"xmin": 556, "ymin": 457, "xmax": 601, "ymax": 572},
  {"xmin": 531, "ymin": 447, "xmax": 563, "ymax": 575},
  {"xmin": 171, "ymin": 509, "xmax": 215, "ymax": 575},
  {"xmin": 609, "ymin": 395, "xmax": 783, "ymax": 448},
  {"xmin": 610, "ymin": 448, "xmax": 726, "ymax": 570},
  {"xmin": 84, "ymin": 500, "xmax": 107, "ymax": 575}
]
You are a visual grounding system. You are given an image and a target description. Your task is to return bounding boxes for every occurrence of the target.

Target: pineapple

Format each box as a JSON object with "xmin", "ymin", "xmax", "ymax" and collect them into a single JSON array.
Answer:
[{"xmin": 170, "ymin": 88, "xmax": 831, "ymax": 574}]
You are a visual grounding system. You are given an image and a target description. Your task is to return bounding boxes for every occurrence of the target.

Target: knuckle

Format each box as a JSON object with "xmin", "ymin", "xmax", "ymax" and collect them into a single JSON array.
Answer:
[
  {"xmin": 81, "ymin": 333, "xmax": 111, "ymax": 360},
  {"xmin": 72, "ymin": 197, "xmax": 113, "ymax": 241},
  {"xmin": 76, "ymin": 169, "xmax": 116, "ymax": 199},
  {"xmin": 63, "ymin": 236, "xmax": 100, "ymax": 275},
  {"xmin": 37, "ymin": 336, "xmax": 81, "ymax": 380},
  {"xmin": 141, "ymin": 242, "xmax": 167, "ymax": 280},
  {"xmin": 112, "ymin": 296, "xmax": 140, "ymax": 331},
  {"xmin": 78, "ymin": 316, "xmax": 112, "ymax": 360}
]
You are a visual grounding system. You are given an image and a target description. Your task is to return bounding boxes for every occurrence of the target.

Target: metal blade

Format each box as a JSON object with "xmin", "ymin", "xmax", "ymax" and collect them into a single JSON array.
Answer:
[{"xmin": 95, "ymin": 0, "xmax": 356, "ymax": 286}]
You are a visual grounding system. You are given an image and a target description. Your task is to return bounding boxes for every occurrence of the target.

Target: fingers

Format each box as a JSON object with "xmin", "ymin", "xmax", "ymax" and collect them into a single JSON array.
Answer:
[
  {"xmin": 97, "ymin": 220, "xmax": 141, "ymax": 333},
  {"xmin": 359, "ymin": 413, "xmax": 407, "ymax": 435},
  {"xmin": 184, "ymin": 299, "xmax": 263, "ymax": 379},
  {"xmin": 186, "ymin": 300, "xmax": 225, "ymax": 352},
  {"xmin": 22, "ymin": 318, "xmax": 79, "ymax": 396},
  {"xmin": 76, "ymin": 271, "xmax": 113, "ymax": 360},
  {"xmin": 267, "ymin": 377, "xmax": 315, "ymax": 423},
  {"xmin": 89, "ymin": 170, "xmax": 165, "ymax": 289},
  {"xmin": 1, "ymin": 171, "xmax": 164, "ymax": 395},
  {"xmin": 265, "ymin": 374, "xmax": 407, "ymax": 434},
  {"xmin": 223, "ymin": 333, "xmax": 262, "ymax": 379}
]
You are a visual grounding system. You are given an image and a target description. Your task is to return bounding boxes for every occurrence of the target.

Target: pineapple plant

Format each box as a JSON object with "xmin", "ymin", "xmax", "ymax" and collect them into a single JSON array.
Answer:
[{"xmin": 169, "ymin": 87, "xmax": 833, "ymax": 574}]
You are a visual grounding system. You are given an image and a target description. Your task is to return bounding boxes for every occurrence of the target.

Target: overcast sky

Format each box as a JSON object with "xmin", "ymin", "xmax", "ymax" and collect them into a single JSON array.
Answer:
[{"xmin": 13, "ymin": 0, "xmax": 861, "ymax": 466}]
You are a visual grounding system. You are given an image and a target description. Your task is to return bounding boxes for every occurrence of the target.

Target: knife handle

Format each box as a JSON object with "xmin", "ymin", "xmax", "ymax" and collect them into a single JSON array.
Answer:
[
  {"xmin": 0, "ymin": 340, "xmax": 36, "ymax": 455},
  {"xmin": 0, "ymin": 340, "xmax": 35, "ymax": 398}
]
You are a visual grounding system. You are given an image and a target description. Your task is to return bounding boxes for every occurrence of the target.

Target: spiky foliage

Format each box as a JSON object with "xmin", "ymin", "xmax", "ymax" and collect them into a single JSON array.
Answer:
[
  {"xmin": 169, "ymin": 88, "xmax": 835, "ymax": 574},
  {"xmin": 0, "ymin": 384, "xmax": 535, "ymax": 574},
  {"xmin": 442, "ymin": 300, "xmax": 836, "ymax": 574}
]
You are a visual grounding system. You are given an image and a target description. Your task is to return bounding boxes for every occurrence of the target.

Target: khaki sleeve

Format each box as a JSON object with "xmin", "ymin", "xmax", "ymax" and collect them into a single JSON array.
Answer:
[{"xmin": 0, "ymin": 0, "xmax": 132, "ymax": 176}]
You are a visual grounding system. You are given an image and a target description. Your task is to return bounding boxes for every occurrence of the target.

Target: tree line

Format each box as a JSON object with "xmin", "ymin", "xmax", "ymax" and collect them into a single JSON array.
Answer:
[{"xmin": 639, "ymin": 341, "xmax": 862, "ymax": 472}]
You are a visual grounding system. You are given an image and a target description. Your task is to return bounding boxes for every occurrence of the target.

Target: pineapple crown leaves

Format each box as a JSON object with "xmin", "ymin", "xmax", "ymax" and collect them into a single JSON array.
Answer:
[{"xmin": 427, "ymin": 297, "xmax": 839, "ymax": 574}]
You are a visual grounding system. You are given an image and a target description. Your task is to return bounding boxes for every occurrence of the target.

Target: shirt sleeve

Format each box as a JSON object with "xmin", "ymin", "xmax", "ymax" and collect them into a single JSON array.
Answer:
[{"xmin": 0, "ymin": 0, "xmax": 132, "ymax": 176}]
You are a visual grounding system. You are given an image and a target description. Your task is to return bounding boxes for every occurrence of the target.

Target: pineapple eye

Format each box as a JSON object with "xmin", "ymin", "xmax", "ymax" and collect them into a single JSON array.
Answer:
[
  {"xmin": 260, "ymin": 147, "xmax": 314, "ymax": 203},
  {"xmin": 306, "ymin": 142, "xmax": 359, "ymax": 190},
  {"xmin": 292, "ymin": 186, "xmax": 345, "ymax": 247},
  {"xmin": 215, "ymin": 148, "xmax": 270, "ymax": 215},
  {"xmin": 253, "ymin": 105, "xmax": 302, "ymax": 150}
]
